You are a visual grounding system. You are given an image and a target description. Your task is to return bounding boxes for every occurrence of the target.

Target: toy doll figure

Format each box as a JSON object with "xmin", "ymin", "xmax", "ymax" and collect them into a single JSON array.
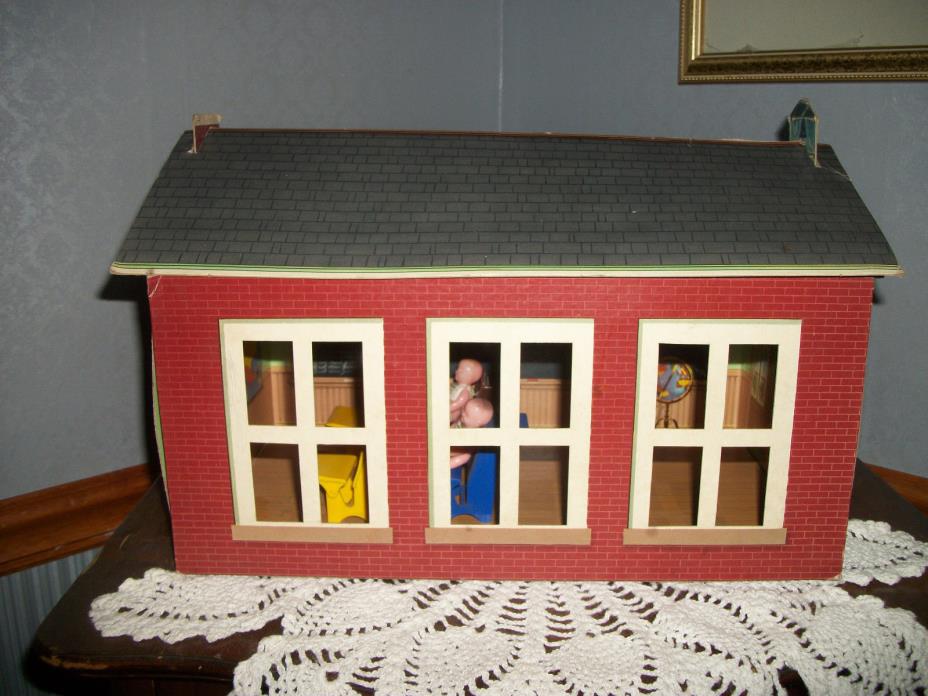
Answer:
[
  {"xmin": 449, "ymin": 358, "xmax": 484, "ymax": 425},
  {"xmin": 460, "ymin": 397, "xmax": 493, "ymax": 428},
  {"xmin": 449, "ymin": 398, "xmax": 494, "ymax": 468},
  {"xmin": 449, "ymin": 387, "xmax": 471, "ymax": 425},
  {"xmin": 449, "ymin": 358, "xmax": 494, "ymax": 468}
]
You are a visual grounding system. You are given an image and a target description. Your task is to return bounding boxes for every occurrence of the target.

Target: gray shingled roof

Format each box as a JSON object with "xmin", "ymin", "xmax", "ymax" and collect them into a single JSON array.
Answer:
[{"xmin": 111, "ymin": 129, "xmax": 900, "ymax": 276}]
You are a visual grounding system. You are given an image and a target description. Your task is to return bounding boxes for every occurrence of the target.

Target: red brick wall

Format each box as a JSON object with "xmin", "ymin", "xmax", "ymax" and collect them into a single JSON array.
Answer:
[{"xmin": 148, "ymin": 275, "xmax": 873, "ymax": 580}]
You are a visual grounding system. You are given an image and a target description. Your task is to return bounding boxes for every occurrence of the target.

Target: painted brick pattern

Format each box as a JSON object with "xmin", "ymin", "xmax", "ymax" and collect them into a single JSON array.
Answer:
[{"xmin": 149, "ymin": 275, "xmax": 873, "ymax": 580}]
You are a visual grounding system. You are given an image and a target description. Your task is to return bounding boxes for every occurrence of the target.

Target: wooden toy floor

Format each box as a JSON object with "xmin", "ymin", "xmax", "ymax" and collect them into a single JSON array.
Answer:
[
  {"xmin": 250, "ymin": 447, "xmax": 766, "ymax": 528},
  {"xmin": 250, "ymin": 451, "xmax": 570, "ymax": 526},
  {"xmin": 450, "ymin": 454, "xmax": 570, "ymax": 526},
  {"xmin": 649, "ymin": 447, "xmax": 766, "ymax": 526}
]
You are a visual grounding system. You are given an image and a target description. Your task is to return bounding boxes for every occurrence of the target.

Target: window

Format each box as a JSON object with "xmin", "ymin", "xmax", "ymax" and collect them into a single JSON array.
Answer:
[
  {"xmin": 220, "ymin": 320, "xmax": 391, "ymax": 543},
  {"xmin": 425, "ymin": 319, "xmax": 594, "ymax": 545},
  {"xmin": 625, "ymin": 320, "xmax": 800, "ymax": 545}
]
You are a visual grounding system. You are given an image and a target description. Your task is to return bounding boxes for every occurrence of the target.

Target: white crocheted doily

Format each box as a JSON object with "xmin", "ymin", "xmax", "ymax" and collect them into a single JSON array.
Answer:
[{"xmin": 91, "ymin": 520, "xmax": 928, "ymax": 695}]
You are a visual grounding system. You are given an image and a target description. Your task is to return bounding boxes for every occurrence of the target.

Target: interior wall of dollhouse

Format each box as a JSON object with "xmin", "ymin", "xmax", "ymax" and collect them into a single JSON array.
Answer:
[{"xmin": 3, "ymin": 1, "xmax": 926, "ymax": 500}]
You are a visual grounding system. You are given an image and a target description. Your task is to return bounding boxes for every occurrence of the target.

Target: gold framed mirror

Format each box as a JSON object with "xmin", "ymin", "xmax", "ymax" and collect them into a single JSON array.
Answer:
[{"xmin": 680, "ymin": 0, "xmax": 928, "ymax": 82}]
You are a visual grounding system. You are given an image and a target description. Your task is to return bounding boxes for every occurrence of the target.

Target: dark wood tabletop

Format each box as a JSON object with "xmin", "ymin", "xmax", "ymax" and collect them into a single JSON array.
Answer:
[{"xmin": 29, "ymin": 462, "xmax": 928, "ymax": 695}]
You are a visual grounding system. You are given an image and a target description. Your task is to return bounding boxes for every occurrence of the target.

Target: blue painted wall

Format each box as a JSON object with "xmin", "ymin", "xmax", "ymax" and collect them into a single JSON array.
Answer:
[{"xmin": 2, "ymin": 1, "xmax": 926, "ymax": 496}]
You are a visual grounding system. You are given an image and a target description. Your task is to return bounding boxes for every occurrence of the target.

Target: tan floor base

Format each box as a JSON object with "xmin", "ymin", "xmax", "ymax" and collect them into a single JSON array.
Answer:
[{"xmin": 649, "ymin": 447, "xmax": 766, "ymax": 526}]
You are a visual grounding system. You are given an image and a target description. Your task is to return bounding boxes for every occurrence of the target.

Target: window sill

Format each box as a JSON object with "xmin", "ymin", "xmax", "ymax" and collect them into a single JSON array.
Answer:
[
  {"xmin": 623, "ymin": 527, "xmax": 786, "ymax": 546},
  {"xmin": 425, "ymin": 526, "xmax": 591, "ymax": 545},
  {"xmin": 232, "ymin": 524, "xmax": 393, "ymax": 544}
]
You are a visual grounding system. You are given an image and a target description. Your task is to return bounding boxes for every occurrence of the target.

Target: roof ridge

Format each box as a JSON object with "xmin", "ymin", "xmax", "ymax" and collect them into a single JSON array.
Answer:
[{"xmin": 191, "ymin": 127, "xmax": 805, "ymax": 149}]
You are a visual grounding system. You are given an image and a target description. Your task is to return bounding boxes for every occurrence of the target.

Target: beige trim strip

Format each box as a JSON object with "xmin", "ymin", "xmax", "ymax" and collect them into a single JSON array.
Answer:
[
  {"xmin": 623, "ymin": 527, "xmax": 787, "ymax": 546},
  {"xmin": 111, "ymin": 262, "xmax": 903, "ymax": 280},
  {"xmin": 232, "ymin": 524, "xmax": 393, "ymax": 544},
  {"xmin": 425, "ymin": 526, "xmax": 591, "ymax": 545}
]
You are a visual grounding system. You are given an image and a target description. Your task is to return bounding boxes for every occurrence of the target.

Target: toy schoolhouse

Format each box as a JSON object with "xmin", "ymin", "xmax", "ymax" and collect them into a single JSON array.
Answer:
[{"xmin": 111, "ymin": 107, "xmax": 901, "ymax": 580}]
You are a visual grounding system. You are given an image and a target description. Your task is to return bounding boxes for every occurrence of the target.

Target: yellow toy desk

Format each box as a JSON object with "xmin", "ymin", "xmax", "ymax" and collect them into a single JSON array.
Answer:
[{"xmin": 318, "ymin": 407, "xmax": 367, "ymax": 523}]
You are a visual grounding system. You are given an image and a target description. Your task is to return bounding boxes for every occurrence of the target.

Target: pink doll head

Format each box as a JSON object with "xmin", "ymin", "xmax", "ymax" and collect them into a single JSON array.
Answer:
[
  {"xmin": 454, "ymin": 359, "xmax": 483, "ymax": 386},
  {"xmin": 460, "ymin": 398, "xmax": 493, "ymax": 428}
]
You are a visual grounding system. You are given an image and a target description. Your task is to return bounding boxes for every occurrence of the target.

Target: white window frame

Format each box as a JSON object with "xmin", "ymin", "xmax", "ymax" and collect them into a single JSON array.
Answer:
[
  {"xmin": 220, "ymin": 319, "xmax": 391, "ymax": 543},
  {"xmin": 425, "ymin": 318, "xmax": 594, "ymax": 545},
  {"xmin": 625, "ymin": 319, "xmax": 801, "ymax": 546}
]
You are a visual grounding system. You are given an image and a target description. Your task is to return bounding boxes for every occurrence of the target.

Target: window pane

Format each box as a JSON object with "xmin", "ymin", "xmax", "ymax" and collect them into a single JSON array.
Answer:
[
  {"xmin": 520, "ymin": 344, "xmax": 571, "ymax": 428},
  {"xmin": 244, "ymin": 342, "xmax": 296, "ymax": 426},
  {"xmin": 656, "ymin": 344, "xmax": 708, "ymax": 429},
  {"xmin": 313, "ymin": 342, "xmax": 364, "ymax": 427},
  {"xmin": 716, "ymin": 447, "xmax": 769, "ymax": 526},
  {"xmin": 251, "ymin": 443, "xmax": 302, "ymax": 522},
  {"xmin": 649, "ymin": 446, "xmax": 701, "ymax": 526},
  {"xmin": 519, "ymin": 446, "xmax": 569, "ymax": 525},
  {"xmin": 450, "ymin": 343, "xmax": 499, "ymax": 429},
  {"xmin": 450, "ymin": 447, "xmax": 499, "ymax": 525},
  {"xmin": 318, "ymin": 445, "xmax": 368, "ymax": 523},
  {"xmin": 724, "ymin": 345, "xmax": 778, "ymax": 429}
]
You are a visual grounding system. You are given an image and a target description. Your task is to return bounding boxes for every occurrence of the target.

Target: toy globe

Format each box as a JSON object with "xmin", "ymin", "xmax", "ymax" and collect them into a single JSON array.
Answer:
[{"xmin": 656, "ymin": 358, "xmax": 694, "ymax": 427}]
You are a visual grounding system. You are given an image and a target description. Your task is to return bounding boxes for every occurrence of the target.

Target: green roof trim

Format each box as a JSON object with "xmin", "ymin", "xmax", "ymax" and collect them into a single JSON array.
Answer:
[{"xmin": 111, "ymin": 261, "xmax": 903, "ymax": 278}]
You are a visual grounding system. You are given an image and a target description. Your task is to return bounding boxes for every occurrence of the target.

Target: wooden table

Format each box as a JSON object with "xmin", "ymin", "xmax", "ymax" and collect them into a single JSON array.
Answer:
[{"xmin": 29, "ymin": 463, "xmax": 928, "ymax": 695}]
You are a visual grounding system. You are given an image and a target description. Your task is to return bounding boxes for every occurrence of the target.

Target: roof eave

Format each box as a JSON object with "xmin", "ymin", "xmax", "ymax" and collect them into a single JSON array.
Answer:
[{"xmin": 110, "ymin": 262, "xmax": 904, "ymax": 280}]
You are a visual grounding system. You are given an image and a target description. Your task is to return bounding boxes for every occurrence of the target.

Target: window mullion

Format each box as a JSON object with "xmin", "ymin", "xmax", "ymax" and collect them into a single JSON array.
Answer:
[
  {"xmin": 298, "ymin": 439, "xmax": 321, "ymax": 523},
  {"xmin": 498, "ymin": 338, "xmax": 522, "ymax": 527},
  {"xmin": 762, "ymin": 326, "xmax": 800, "ymax": 528},
  {"xmin": 430, "ymin": 335, "xmax": 451, "ymax": 527},
  {"xmin": 696, "ymin": 444, "xmax": 721, "ymax": 527},
  {"xmin": 293, "ymin": 335, "xmax": 316, "ymax": 429},
  {"xmin": 221, "ymin": 329, "xmax": 255, "ymax": 524},
  {"xmin": 230, "ymin": 436, "xmax": 256, "ymax": 524},
  {"xmin": 498, "ymin": 441, "xmax": 520, "ymax": 526},
  {"xmin": 243, "ymin": 424, "xmax": 299, "ymax": 444},
  {"xmin": 697, "ymin": 340, "xmax": 728, "ymax": 527},
  {"xmin": 630, "ymin": 331, "xmax": 658, "ymax": 529},
  {"xmin": 565, "ymin": 329, "xmax": 594, "ymax": 528},
  {"xmin": 291, "ymin": 338, "xmax": 320, "ymax": 524}
]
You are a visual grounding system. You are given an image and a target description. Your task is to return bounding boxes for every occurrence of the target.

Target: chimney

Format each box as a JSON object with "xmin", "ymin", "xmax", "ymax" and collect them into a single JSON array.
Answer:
[
  {"xmin": 788, "ymin": 99, "xmax": 819, "ymax": 167},
  {"xmin": 191, "ymin": 113, "xmax": 222, "ymax": 153}
]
